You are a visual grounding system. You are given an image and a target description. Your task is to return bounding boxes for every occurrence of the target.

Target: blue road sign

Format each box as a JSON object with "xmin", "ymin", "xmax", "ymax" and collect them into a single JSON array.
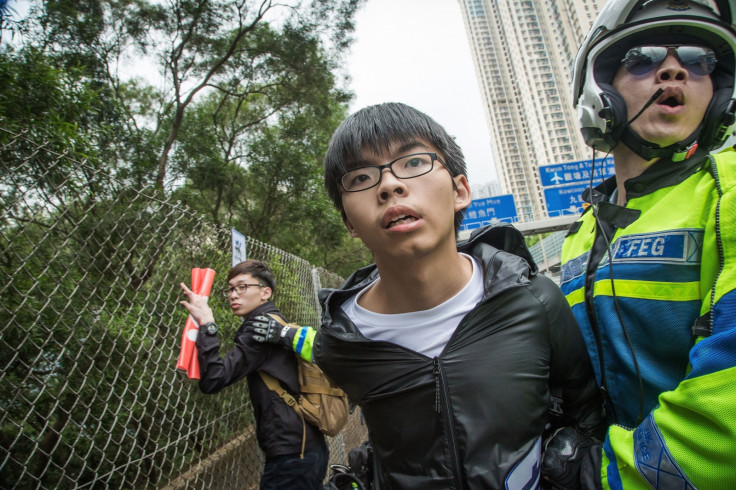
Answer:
[
  {"xmin": 460, "ymin": 194, "xmax": 517, "ymax": 231},
  {"xmin": 539, "ymin": 157, "xmax": 614, "ymax": 188},
  {"xmin": 544, "ymin": 184, "xmax": 589, "ymax": 216}
]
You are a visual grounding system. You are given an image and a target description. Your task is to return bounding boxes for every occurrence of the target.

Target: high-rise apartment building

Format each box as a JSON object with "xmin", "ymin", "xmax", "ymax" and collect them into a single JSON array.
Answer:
[
  {"xmin": 471, "ymin": 180, "xmax": 503, "ymax": 199},
  {"xmin": 458, "ymin": 0, "xmax": 605, "ymax": 221}
]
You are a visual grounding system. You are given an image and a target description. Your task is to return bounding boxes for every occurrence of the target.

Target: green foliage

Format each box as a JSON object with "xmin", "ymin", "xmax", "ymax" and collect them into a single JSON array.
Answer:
[
  {"xmin": 525, "ymin": 232, "xmax": 551, "ymax": 248},
  {"xmin": 0, "ymin": 48, "xmax": 99, "ymax": 164},
  {"xmin": 9, "ymin": 0, "xmax": 370, "ymax": 275},
  {"xmin": 1, "ymin": 2, "xmax": 375, "ymax": 483},
  {"xmin": 0, "ymin": 45, "xmax": 149, "ymax": 199},
  {"xmin": 0, "ymin": 182, "xmax": 253, "ymax": 487}
]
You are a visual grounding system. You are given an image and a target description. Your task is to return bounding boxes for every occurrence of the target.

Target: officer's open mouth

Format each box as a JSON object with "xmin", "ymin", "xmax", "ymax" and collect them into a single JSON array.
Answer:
[{"xmin": 660, "ymin": 96, "xmax": 682, "ymax": 107}]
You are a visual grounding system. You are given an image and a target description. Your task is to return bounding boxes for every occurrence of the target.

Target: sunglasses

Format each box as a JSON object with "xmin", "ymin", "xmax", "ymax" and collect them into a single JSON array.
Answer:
[{"xmin": 621, "ymin": 45, "xmax": 717, "ymax": 76}]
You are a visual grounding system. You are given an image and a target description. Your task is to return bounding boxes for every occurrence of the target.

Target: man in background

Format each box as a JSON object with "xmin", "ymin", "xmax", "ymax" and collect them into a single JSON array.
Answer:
[{"xmin": 180, "ymin": 259, "xmax": 328, "ymax": 489}]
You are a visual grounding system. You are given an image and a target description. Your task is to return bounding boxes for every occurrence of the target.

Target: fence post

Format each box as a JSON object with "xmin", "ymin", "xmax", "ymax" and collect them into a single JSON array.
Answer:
[{"xmin": 311, "ymin": 267, "xmax": 323, "ymax": 319}]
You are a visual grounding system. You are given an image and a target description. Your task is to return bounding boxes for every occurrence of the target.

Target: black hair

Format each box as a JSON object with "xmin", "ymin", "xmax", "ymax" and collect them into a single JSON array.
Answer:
[
  {"xmin": 324, "ymin": 102, "xmax": 468, "ymax": 232},
  {"xmin": 227, "ymin": 260, "xmax": 276, "ymax": 292}
]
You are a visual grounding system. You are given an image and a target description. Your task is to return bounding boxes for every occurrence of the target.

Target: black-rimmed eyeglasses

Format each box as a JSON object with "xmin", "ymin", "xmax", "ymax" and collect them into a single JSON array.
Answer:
[
  {"xmin": 622, "ymin": 45, "xmax": 717, "ymax": 76},
  {"xmin": 222, "ymin": 283, "xmax": 265, "ymax": 297},
  {"xmin": 339, "ymin": 152, "xmax": 446, "ymax": 193}
]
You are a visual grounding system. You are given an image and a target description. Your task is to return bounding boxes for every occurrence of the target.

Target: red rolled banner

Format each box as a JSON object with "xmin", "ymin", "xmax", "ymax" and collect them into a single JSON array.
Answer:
[{"xmin": 176, "ymin": 268, "xmax": 216, "ymax": 379}]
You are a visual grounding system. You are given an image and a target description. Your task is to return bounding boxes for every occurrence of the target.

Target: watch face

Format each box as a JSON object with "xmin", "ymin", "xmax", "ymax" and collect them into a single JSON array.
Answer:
[{"xmin": 206, "ymin": 323, "xmax": 218, "ymax": 335}]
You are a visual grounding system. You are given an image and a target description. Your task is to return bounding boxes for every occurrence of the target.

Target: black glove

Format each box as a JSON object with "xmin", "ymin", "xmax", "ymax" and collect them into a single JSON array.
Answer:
[
  {"xmin": 247, "ymin": 315, "xmax": 295, "ymax": 348},
  {"xmin": 541, "ymin": 427, "xmax": 602, "ymax": 490}
]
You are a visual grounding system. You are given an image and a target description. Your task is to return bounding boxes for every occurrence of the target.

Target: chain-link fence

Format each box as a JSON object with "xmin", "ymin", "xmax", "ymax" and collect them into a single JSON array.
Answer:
[{"xmin": 0, "ymin": 125, "xmax": 368, "ymax": 489}]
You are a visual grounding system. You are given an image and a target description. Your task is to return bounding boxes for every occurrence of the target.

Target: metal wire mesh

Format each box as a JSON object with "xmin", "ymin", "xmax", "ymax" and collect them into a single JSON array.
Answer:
[{"xmin": 0, "ymin": 124, "xmax": 368, "ymax": 489}]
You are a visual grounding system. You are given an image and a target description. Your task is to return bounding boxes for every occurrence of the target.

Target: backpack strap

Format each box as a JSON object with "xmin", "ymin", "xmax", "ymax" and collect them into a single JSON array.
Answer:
[
  {"xmin": 258, "ymin": 312, "xmax": 307, "ymax": 458},
  {"xmin": 258, "ymin": 371, "xmax": 299, "ymax": 409},
  {"xmin": 548, "ymin": 385, "xmax": 564, "ymax": 418},
  {"xmin": 300, "ymin": 383, "xmax": 345, "ymax": 396},
  {"xmin": 267, "ymin": 313, "xmax": 288, "ymax": 326},
  {"xmin": 264, "ymin": 313, "xmax": 341, "ymax": 397},
  {"xmin": 692, "ymin": 312, "xmax": 712, "ymax": 338}
]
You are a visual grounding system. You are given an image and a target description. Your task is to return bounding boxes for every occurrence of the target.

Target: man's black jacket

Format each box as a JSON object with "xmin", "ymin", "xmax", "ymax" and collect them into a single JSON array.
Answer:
[
  {"xmin": 314, "ymin": 224, "xmax": 604, "ymax": 489},
  {"xmin": 196, "ymin": 301, "xmax": 324, "ymax": 458}
]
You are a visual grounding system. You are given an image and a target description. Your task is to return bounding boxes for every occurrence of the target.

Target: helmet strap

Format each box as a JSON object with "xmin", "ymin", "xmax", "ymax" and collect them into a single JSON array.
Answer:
[{"xmin": 618, "ymin": 124, "xmax": 702, "ymax": 161}]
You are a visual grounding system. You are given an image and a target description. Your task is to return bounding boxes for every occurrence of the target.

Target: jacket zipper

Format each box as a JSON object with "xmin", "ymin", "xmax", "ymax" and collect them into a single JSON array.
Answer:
[
  {"xmin": 434, "ymin": 357, "xmax": 463, "ymax": 490},
  {"xmin": 709, "ymin": 157, "xmax": 724, "ymax": 334}
]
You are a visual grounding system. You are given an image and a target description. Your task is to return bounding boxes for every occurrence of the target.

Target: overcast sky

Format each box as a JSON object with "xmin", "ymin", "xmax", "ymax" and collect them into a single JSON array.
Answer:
[{"xmin": 345, "ymin": 0, "xmax": 498, "ymax": 186}]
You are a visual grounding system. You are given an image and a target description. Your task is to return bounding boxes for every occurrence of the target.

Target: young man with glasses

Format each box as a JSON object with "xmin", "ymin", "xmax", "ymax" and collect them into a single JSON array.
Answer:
[
  {"xmin": 542, "ymin": 0, "xmax": 736, "ymax": 488},
  {"xmin": 249, "ymin": 102, "xmax": 604, "ymax": 488},
  {"xmin": 179, "ymin": 259, "xmax": 328, "ymax": 490}
]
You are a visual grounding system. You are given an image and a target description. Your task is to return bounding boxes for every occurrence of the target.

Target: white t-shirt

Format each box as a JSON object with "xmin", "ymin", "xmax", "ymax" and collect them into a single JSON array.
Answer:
[{"xmin": 340, "ymin": 254, "xmax": 484, "ymax": 357}]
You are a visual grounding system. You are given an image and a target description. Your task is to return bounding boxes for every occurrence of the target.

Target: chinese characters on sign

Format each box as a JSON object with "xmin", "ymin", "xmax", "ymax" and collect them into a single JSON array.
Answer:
[
  {"xmin": 539, "ymin": 157, "xmax": 615, "ymax": 216},
  {"xmin": 460, "ymin": 194, "xmax": 517, "ymax": 231},
  {"xmin": 543, "ymin": 184, "xmax": 589, "ymax": 217}
]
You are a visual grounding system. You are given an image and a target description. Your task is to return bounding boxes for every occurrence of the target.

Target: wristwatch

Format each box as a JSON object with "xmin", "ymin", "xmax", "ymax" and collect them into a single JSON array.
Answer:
[{"xmin": 201, "ymin": 322, "xmax": 218, "ymax": 336}]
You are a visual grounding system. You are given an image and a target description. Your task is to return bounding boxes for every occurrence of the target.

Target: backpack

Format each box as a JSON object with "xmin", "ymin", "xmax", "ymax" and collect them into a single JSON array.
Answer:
[{"xmin": 258, "ymin": 314, "xmax": 349, "ymax": 453}]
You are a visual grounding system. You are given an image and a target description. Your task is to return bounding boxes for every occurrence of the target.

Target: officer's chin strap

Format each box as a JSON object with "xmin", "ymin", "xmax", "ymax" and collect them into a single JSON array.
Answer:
[
  {"xmin": 619, "ymin": 124, "xmax": 702, "ymax": 162},
  {"xmin": 610, "ymin": 87, "xmax": 703, "ymax": 162}
]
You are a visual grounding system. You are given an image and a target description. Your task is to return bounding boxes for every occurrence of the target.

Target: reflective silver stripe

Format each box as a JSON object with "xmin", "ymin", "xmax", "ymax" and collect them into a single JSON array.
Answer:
[{"xmin": 634, "ymin": 414, "xmax": 696, "ymax": 489}]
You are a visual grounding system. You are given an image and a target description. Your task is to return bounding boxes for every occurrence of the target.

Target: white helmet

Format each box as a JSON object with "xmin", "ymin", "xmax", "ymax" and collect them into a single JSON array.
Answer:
[{"xmin": 572, "ymin": 0, "xmax": 736, "ymax": 159}]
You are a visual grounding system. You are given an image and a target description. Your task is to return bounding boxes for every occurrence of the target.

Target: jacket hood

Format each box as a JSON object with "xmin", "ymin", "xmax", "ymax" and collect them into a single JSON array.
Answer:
[
  {"xmin": 462, "ymin": 222, "xmax": 538, "ymax": 276},
  {"xmin": 318, "ymin": 223, "xmax": 536, "ymax": 330}
]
